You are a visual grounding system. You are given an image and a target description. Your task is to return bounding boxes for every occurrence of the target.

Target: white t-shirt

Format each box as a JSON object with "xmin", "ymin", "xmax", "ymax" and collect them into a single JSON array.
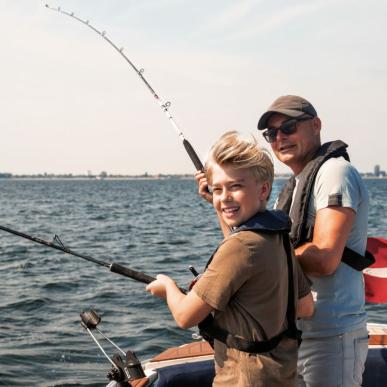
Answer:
[{"xmin": 292, "ymin": 157, "xmax": 369, "ymax": 337}]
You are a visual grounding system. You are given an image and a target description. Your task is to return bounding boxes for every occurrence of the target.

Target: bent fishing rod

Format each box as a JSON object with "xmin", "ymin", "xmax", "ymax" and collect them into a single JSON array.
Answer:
[
  {"xmin": 45, "ymin": 4, "xmax": 204, "ymax": 171},
  {"xmin": 0, "ymin": 224, "xmax": 156, "ymax": 285}
]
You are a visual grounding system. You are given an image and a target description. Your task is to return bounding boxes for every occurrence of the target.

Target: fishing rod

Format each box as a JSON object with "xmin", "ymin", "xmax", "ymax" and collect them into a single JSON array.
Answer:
[
  {"xmin": 45, "ymin": 4, "xmax": 204, "ymax": 171},
  {"xmin": 0, "ymin": 224, "xmax": 155, "ymax": 285}
]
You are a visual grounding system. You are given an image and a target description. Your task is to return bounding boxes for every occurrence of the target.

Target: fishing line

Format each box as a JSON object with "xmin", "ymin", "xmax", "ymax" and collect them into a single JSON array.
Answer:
[{"xmin": 45, "ymin": 4, "xmax": 204, "ymax": 171}]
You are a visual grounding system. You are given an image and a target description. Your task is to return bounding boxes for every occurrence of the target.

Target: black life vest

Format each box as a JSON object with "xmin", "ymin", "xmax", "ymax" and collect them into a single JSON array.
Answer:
[
  {"xmin": 198, "ymin": 210, "xmax": 302, "ymax": 354},
  {"xmin": 276, "ymin": 140, "xmax": 374, "ymax": 271}
]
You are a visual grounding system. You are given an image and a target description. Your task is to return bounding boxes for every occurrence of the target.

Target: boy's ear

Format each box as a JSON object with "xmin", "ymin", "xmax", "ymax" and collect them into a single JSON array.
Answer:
[{"xmin": 258, "ymin": 180, "xmax": 270, "ymax": 201}]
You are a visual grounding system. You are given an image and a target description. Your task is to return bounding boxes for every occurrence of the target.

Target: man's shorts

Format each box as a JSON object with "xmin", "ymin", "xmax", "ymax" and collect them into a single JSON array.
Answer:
[{"xmin": 298, "ymin": 327, "xmax": 368, "ymax": 387}]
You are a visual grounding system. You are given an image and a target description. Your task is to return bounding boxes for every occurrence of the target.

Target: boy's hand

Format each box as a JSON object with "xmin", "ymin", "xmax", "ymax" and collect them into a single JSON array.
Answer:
[
  {"xmin": 146, "ymin": 274, "xmax": 175, "ymax": 299},
  {"xmin": 194, "ymin": 170, "xmax": 213, "ymax": 204}
]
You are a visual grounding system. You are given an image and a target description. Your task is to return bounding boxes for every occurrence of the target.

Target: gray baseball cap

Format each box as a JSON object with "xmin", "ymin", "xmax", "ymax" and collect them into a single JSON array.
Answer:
[{"xmin": 258, "ymin": 95, "xmax": 317, "ymax": 130}]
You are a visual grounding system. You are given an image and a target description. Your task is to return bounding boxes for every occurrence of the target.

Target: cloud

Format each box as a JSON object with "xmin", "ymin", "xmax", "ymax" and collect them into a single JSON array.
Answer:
[
  {"xmin": 205, "ymin": 0, "xmax": 263, "ymax": 32},
  {"xmin": 229, "ymin": 1, "xmax": 332, "ymax": 40},
  {"xmin": 194, "ymin": 0, "xmax": 337, "ymax": 43},
  {"xmin": 0, "ymin": 0, "xmax": 386, "ymax": 174}
]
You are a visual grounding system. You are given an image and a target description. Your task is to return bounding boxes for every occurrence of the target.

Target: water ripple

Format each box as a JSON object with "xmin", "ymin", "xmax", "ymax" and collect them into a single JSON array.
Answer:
[{"xmin": 0, "ymin": 178, "xmax": 385, "ymax": 386}]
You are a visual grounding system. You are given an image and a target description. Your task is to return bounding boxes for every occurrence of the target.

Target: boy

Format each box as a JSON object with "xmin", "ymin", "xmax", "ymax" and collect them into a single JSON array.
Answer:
[{"xmin": 146, "ymin": 131, "xmax": 313, "ymax": 386}]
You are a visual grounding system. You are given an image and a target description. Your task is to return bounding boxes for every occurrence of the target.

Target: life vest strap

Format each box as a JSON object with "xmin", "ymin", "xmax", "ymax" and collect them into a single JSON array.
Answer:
[
  {"xmin": 342, "ymin": 247, "xmax": 375, "ymax": 271},
  {"xmin": 198, "ymin": 316, "xmax": 301, "ymax": 353},
  {"xmin": 198, "ymin": 232, "xmax": 302, "ymax": 354}
]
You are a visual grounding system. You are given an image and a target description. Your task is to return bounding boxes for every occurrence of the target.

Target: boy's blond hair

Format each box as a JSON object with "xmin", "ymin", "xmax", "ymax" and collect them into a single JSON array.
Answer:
[{"xmin": 205, "ymin": 131, "xmax": 274, "ymax": 196}]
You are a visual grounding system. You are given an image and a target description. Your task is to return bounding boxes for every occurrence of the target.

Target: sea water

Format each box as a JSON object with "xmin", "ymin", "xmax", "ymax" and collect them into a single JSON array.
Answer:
[{"xmin": 0, "ymin": 178, "xmax": 386, "ymax": 386}]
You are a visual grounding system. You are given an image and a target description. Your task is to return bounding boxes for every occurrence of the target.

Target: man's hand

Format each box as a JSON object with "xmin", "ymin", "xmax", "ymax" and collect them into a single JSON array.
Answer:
[
  {"xmin": 194, "ymin": 170, "xmax": 231, "ymax": 237},
  {"xmin": 194, "ymin": 170, "xmax": 213, "ymax": 204},
  {"xmin": 297, "ymin": 292, "xmax": 314, "ymax": 318}
]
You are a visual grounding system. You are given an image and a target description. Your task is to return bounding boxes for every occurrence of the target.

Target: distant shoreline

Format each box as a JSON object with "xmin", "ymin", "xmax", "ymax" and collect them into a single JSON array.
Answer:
[{"xmin": 0, "ymin": 174, "xmax": 385, "ymax": 180}]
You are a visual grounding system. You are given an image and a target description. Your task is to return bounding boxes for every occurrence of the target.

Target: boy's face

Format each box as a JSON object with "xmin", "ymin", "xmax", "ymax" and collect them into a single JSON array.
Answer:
[{"xmin": 210, "ymin": 163, "xmax": 269, "ymax": 228}]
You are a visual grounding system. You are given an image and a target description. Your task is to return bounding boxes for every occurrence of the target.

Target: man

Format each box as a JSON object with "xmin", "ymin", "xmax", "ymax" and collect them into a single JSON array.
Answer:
[{"xmin": 257, "ymin": 95, "xmax": 370, "ymax": 387}]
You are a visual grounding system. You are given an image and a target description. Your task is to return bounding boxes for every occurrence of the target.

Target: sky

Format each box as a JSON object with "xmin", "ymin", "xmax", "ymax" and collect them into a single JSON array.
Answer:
[{"xmin": 0, "ymin": 0, "xmax": 386, "ymax": 175}]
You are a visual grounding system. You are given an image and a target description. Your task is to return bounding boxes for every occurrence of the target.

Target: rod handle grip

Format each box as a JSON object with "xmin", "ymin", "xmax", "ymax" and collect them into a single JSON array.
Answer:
[
  {"xmin": 183, "ymin": 139, "xmax": 204, "ymax": 171},
  {"xmin": 182, "ymin": 138, "xmax": 212, "ymax": 196},
  {"xmin": 110, "ymin": 262, "xmax": 155, "ymax": 284},
  {"xmin": 110, "ymin": 263, "xmax": 187, "ymax": 294}
]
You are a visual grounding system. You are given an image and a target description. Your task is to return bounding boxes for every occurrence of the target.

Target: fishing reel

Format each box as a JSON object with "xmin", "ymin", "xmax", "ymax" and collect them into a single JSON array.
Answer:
[
  {"xmin": 80, "ymin": 309, "xmax": 146, "ymax": 387},
  {"xmin": 188, "ymin": 265, "xmax": 202, "ymax": 291}
]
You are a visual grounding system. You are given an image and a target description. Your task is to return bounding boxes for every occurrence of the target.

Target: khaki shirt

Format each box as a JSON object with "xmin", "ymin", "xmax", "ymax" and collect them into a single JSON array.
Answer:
[{"xmin": 194, "ymin": 230, "xmax": 310, "ymax": 387}]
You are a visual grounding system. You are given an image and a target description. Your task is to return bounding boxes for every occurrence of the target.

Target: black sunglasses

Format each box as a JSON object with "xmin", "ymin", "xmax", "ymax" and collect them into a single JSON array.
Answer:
[{"xmin": 262, "ymin": 116, "xmax": 313, "ymax": 143}]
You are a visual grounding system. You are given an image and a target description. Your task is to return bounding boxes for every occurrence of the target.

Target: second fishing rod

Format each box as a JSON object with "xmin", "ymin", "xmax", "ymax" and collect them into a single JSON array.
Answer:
[
  {"xmin": 0, "ymin": 224, "xmax": 188, "ymax": 292},
  {"xmin": 0, "ymin": 224, "xmax": 154, "ymax": 283}
]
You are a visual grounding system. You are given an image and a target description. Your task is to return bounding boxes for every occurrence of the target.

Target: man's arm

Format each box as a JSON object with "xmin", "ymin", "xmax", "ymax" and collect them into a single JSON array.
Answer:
[
  {"xmin": 295, "ymin": 206, "xmax": 356, "ymax": 276},
  {"xmin": 146, "ymin": 274, "xmax": 213, "ymax": 329}
]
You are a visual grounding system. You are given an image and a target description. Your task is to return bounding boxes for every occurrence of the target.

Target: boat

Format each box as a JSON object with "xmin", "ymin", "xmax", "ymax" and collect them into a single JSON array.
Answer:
[
  {"xmin": 140, "ymin": 324, "xmax": 387, "ymax": 387},
  {"xmin": 90, "ymin": 237, "xmax": 387, "ymax": 386},
  {"xmin": 81, "ymin": 307, "xmax": 385, "ymax": 387}
]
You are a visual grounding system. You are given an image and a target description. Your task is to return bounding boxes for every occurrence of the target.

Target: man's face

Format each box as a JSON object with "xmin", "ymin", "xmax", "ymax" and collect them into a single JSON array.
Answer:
[
  {"xmin": 266, "ymin": 113, "xmax": 321, "ymax": 175},
  {"xmin": 210, "ymin": 163, "xmax": 269, "ymax": 228}
]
